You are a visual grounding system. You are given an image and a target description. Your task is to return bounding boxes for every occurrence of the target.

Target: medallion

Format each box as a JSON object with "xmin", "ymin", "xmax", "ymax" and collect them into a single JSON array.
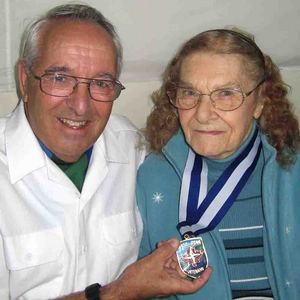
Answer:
[{"xmin": 176, "ymin": 236, "xmax": 208, "ymax": 279}]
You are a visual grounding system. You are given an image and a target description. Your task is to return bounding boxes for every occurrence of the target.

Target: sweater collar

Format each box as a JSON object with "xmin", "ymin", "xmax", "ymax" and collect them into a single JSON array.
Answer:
[
  {"xmin": 162, "ymin": 124, "xmax": 276, "ymax": 176},
  {"xmin": 163, "ymin": 128, "xmax": 189, "ymax": 175}
]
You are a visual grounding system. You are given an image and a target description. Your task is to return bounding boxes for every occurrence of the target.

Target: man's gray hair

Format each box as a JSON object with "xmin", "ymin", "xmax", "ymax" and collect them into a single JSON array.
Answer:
[{"xmin": 19, "ymin": 3, "xmax": 123, "ymax": 78}]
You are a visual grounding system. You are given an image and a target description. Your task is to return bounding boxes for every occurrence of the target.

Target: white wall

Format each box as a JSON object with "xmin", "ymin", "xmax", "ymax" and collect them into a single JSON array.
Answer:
[
  {"xmin": 0, "ymin": 68, "xmax": 299, "ymax": 129},
  {"xmin": 280, "ymin": 67, "xmax": 300, "ymax": 117},
  {"xmin": 0, "ymin": 0, "xmax": 299, "ymax": 128},
  {"xmin": 1, "ymin": 0, "xmax": 300, "ymax": 84},
  {"xmin": 0, "ymin": 90, "xmax": 18, "ymax": 115},
  {"xmin": 112, "ymin": 80, "xmax": 160, "ymax": 129}
]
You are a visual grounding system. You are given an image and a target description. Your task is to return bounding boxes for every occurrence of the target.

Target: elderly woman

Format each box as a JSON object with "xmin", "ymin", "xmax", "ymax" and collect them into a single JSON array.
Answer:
[{"xmin": 136, "ymin": 29, "xmax": 300, "ymax": 300}]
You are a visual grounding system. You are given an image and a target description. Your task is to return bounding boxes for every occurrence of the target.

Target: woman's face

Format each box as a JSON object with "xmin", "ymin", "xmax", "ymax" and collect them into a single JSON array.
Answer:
[{"xmin": 178, "ymin": 52, "xmax": 264, "ymax": 159}]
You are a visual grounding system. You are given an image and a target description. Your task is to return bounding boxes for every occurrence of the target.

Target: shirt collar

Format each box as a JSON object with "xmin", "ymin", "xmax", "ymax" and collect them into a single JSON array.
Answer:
[
  {"xmin": 38, "ymin": 140, "xmax": 93, "ymax": 165},
  {"xmin": 100, "ymin": 115, "xmax": 131, "ymax": 164},
  {"xmin": 5, "ymin": 105, "xmax": 129, "ymax": 183},
  {"xmin": 5, "ymin": 104, "xmax": 46, "ymax": 183}
]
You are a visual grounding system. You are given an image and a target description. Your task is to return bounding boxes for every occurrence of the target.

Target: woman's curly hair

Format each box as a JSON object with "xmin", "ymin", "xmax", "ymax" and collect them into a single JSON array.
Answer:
[{"xmin": 145, "ymin": 29, "xmax": 300, "ymax": 168}]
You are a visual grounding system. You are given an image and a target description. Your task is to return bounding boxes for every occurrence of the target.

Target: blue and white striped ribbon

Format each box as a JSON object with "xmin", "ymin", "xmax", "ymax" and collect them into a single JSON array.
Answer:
[{"xmin": 178, "ymin": 128, "xmax": 262, "ymax": 237}]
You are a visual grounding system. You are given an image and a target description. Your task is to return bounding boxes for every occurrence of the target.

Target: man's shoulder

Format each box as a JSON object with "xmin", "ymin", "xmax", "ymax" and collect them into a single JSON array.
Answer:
[
  {"xmin": 0, "ymin": 113, "xmax": 10, "ymax": 131},
  {"xmin": 104, "ymin": 113, "xmax": 145, "ymax": 148},
  {"xmin": 107, "ymin": 113, "xmax": 140, "ymax": 133},
  {"xmin": 0, "ymin": 113, "xmax": 11, "ymax": 152},
  {"xmin": 101, "ymin": 114, "xmax": 146, "ymax": 161}
]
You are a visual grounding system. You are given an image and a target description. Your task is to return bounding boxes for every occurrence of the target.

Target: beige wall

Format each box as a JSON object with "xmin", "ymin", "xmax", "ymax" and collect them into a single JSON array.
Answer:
[
  {"xmin": 0, "ymin": 68, "xmax": 299, "ymax": 129},
  {"xmin": 280, "ymin": 67, "xmax": 300, "ymax": 117}
]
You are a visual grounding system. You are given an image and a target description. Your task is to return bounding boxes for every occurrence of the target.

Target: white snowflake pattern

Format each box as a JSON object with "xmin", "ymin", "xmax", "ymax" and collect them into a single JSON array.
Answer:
[{"xmin": 152, "ymin": 192, "xmax": 164, "ymax": 204}]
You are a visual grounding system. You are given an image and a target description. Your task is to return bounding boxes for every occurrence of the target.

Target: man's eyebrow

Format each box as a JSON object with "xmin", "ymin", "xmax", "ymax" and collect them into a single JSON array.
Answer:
[
  {"xmin": 44, "ymin": 66, "xmax": 69, "ymax": 73},
  {"xmin": 94, "ymin": 73, "xmax": 116, "ymax": 80},
  {"xmin": 43, "ymin": 69, "xmax": 116, "ymax": 80}
]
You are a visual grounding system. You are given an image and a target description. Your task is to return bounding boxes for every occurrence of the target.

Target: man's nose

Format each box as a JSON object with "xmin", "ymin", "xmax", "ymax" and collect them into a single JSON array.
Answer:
[{"xmin": 66, "ymin": 81, "xmax": 91, "ymax": 115}]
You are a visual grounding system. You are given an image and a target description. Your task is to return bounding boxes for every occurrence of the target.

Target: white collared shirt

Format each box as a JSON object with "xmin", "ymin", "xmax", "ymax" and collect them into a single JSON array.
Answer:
[{"xmin": 0, "ymin": 104, "xmax": 146, "ymax": 299}]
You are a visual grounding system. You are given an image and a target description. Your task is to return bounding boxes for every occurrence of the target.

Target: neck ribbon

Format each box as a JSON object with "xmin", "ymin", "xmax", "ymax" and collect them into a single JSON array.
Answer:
[{"xmin": 177, "ymin": 127, "xmax": 262, "ymax": 238}]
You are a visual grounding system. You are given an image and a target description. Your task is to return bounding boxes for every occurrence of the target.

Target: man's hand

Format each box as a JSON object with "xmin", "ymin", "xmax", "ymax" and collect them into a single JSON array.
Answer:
[{"xmin": 101, "ymin": 238, "xmax": 212, "ymax": 300}]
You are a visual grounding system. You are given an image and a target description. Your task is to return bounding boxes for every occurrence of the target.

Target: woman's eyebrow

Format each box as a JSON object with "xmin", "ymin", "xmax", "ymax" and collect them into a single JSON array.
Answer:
[
  {"xmin": 178, "ymin": 80, "xmax": 242, "ymax": 90},
  {"xmin": 177, "ymin": 80, "xmax": 195, "ymax": 87},
  {"xmin": 216, "ymin": 81, "xmax": 241, "ymax": 89}
]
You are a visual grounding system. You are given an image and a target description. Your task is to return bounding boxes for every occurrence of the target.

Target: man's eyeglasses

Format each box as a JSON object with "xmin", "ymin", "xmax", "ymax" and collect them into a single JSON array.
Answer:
[
  {"xmin": 167, "ymin": 79, "xmax": 265, "ymax": 111},
  {"xmin": 31, "ymin": 72, "xmax": 125, "ymax": 102}
]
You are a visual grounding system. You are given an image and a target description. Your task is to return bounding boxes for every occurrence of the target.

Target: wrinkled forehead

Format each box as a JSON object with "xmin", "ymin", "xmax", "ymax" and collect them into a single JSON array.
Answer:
[
  {"xmin": 179, "ymin": 51, "xmax": 247, "ymax": 81},
  {"xmin": 34, "ymin": 19, "xmax": 117, "ymax": 68},
  {"xmin": 184, "ymin": 48, "xmax": 263, "ymax": 83}
]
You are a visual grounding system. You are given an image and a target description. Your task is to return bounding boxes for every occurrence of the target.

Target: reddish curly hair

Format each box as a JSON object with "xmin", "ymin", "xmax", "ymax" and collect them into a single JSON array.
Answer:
[{"xmin": 145, "ymin": 29, "xmax": 299, "ymax": 168}]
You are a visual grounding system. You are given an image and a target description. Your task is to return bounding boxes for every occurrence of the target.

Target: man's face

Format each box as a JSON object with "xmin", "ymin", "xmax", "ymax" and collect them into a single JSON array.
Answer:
[{"xmin": 19, "ymin": 20, "xmax": 118, "ymax": 162}]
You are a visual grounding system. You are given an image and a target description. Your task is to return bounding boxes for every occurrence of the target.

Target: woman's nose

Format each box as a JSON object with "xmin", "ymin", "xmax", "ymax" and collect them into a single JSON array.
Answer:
[{"xmin": 194, "ymin": 95, "xmax": 217, "ymax": 122}]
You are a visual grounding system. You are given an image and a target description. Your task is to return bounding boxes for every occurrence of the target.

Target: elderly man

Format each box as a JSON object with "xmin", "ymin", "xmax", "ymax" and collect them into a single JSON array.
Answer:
[{"xmin": 0, "ymin": 4, "xmax": 211, "ymax": 300}]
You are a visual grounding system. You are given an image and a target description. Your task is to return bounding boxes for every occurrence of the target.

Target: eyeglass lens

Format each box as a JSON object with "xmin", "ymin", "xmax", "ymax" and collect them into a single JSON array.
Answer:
[
  {"xmin": 171, "ymin": 87, "xmax": 244, "ymax": 111},
  {"xmin": 40, "ymin": 73, "xmax": 122, "ymax": 101}
]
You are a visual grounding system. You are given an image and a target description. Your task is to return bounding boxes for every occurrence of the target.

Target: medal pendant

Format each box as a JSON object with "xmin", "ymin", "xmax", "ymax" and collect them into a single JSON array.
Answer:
[{"xmin": 176, "ymin": 236, "xmax": 208, "ymax": 279}]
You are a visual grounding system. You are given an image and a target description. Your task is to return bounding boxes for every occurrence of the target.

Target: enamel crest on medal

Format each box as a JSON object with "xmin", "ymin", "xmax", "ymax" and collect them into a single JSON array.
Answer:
[{"xmin": 176, "ymin": 236, "xmax": 208, "ymax": 279}]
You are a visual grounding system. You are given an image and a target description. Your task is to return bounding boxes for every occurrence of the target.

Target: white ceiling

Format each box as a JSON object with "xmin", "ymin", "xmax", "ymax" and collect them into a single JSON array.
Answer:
[{"xmin": 1, "ymin": 0, "xmax": 300, "ymax": 87}]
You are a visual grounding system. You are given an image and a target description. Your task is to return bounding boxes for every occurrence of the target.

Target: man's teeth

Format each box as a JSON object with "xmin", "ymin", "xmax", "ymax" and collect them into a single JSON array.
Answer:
[{"xmin": 60, "ymin": 118, "xmax": 87, "ymax": 128}]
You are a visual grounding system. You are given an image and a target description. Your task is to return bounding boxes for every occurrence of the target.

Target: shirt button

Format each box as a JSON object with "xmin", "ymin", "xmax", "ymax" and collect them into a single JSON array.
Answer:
[
  {"xmin": 25, "ymin": 252, "xmax": 33, "ymax": 261},
  {"xmin": 81, "ymin": 245, "xmax": 87, "ymax": 254}
]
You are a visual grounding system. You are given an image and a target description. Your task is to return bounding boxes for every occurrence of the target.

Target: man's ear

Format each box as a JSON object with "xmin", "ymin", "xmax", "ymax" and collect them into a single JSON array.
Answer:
[{"xmin": 17, "ymin": 61, "xmax": 29, "ymax": 103}]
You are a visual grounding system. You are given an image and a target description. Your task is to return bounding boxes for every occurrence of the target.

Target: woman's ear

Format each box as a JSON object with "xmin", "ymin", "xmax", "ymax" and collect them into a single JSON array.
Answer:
[
  {"xmin": 17, "ymin": 61, "xmax": 29, "ymax": 103},
  {"xmin": 253, "ymin": 100, "xmax": 264, "ymax": 119}
]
